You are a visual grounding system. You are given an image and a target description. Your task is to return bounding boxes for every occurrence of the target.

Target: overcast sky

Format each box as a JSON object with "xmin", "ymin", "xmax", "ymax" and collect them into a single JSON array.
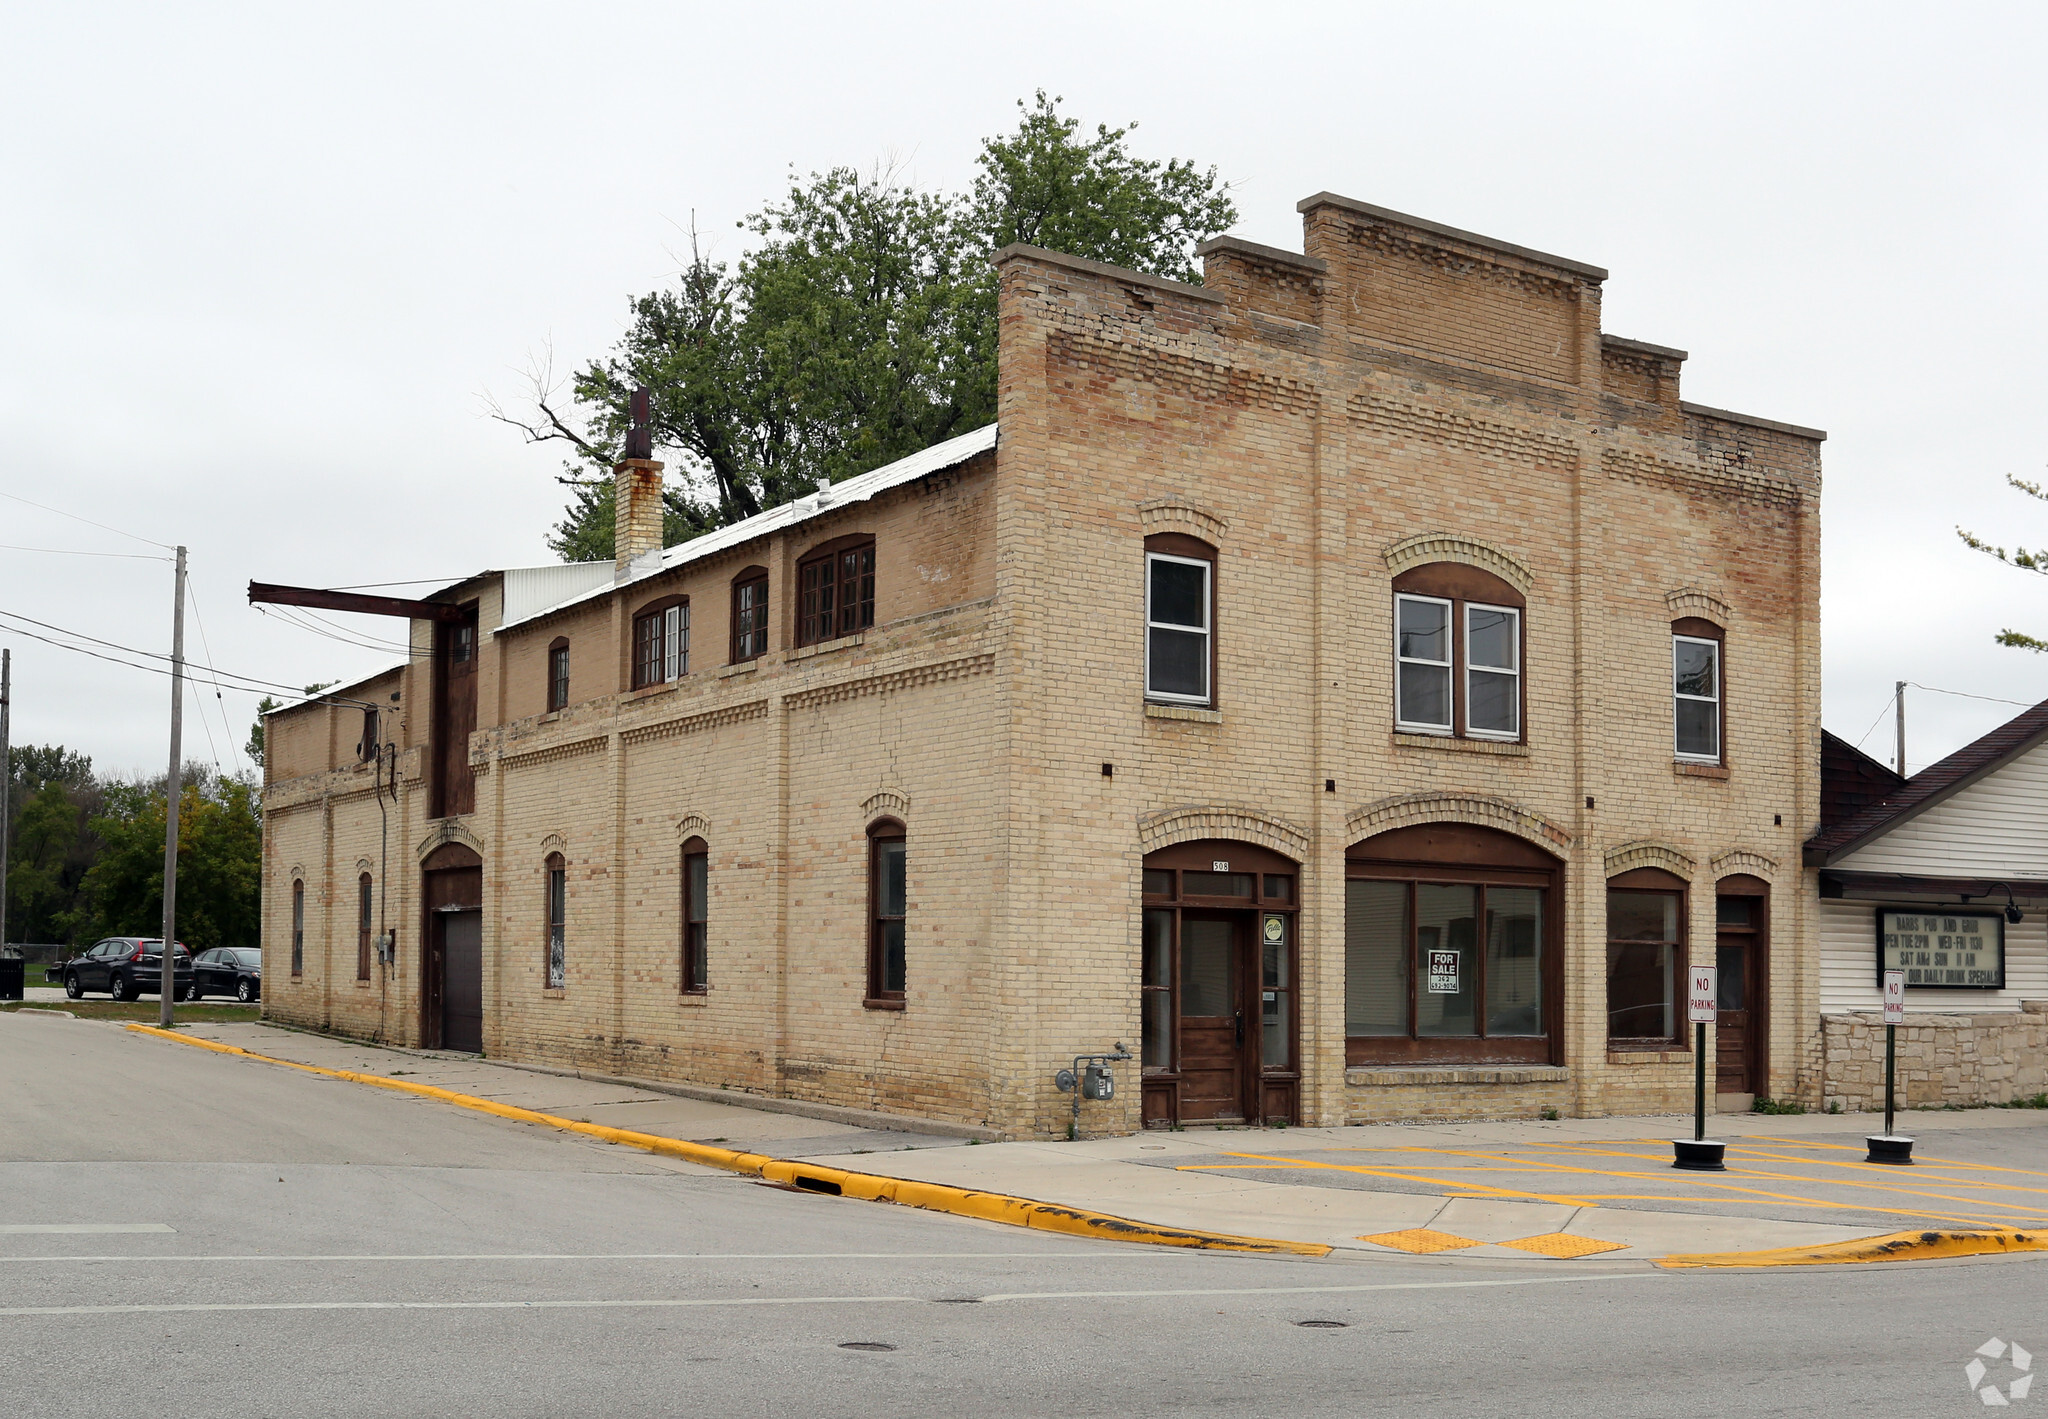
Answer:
[{"xmin": 3, "ymin": 2, "xmax": 2045, "ymax": 784}]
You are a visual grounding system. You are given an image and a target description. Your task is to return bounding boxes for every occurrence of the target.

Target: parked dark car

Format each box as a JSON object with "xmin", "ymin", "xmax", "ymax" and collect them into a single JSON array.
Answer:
[
  {"xmin": 189, "ymin": 947, "xmax": 261, "ymax": 1002},
  {"xmin": 60, "ymin": 938, "xmax": 192, "ymax": 1001}
]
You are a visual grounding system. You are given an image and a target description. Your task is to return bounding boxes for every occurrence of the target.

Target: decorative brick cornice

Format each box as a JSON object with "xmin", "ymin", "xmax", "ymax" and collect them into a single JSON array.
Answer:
[
  {"xmin": 621, "ymin": 700, "xmax": 768, "ymax": 746},
  {"xmin": 1604, "ymin": 840, "xmax": 1696, "ymax": 879},
  {"xmin": 1665, "ymin": 586, "xmax": 1732, "ymax": 623},
  {"xmin": 1382, "ymin": 532, "xmax": 1535, "ymax": 595},
  {"xmin": 1711, "ymin": 848, "xmax": 1780, "ymax": 882},
  {"xmin": 1138, "ymin": 498, "xmax": 1229, "ymax": 542},
  {"xmin": 1347, "ymin": 792, "xmax": 1571, "ymax": 851},
  {"xmin": 785, "ymin": 654, "xmax": 995, "ymax": 712},
  {"xmin": 1139, "ymin": 806, "xmax": 1311, "ymax": 860},
  {"xmin": 1353, "ymin": 396, "xmax": 1580, "ymax": 472},
  {"xmin": 493, "ymin": 734, "xmax": 607, "ymax": 772},
  {"xmin": 1604, "ymin": 448, "xmax": 1803, "ymax": 510},
  {"xmin": 415, "ymin": 820, "xmax": 485, "ymax": 863},
  {"xmin": 1046, "ymin": 331, "xmax": 1317, "ymax": 417},
  {"xmin": 861, "ymin": 790, "xmax": 910, "ymax": 824},
  {"xmin": 675, "ymin": 814, "xmax": 711, "ymax": 841}
]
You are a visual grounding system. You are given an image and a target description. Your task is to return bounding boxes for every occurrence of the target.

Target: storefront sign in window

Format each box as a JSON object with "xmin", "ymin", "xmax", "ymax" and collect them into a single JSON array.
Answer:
[
  {"xmin": 1877, "ymin": 910, "xmax": 2004, "ymax": 990},
  {"xmin": 1426, "ymin": 948, "xmax": 1460, "ymax": 994}
]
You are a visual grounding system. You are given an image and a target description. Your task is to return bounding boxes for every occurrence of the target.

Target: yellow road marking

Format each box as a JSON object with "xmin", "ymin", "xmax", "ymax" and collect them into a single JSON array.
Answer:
[{"xmin": 123, "ymin": 1025, "xmax": 1328, "ymax": 1257}]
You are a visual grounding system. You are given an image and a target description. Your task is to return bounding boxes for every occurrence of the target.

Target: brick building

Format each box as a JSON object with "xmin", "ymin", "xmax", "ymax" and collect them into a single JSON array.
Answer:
[{"xmin": 259, "ymin": 194, "xmax": 1824, "ymax": 1136}]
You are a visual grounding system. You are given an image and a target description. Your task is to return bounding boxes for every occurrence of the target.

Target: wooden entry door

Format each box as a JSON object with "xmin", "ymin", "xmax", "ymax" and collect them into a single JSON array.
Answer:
[
  {"xmin": 1177, "ymin": 914, "xmax": 1249, "ymax": 1122},
  {"xmin": 438, "ymin": 909, "xmax": 483, "ymax": 1053},
  {"xmin": 1716, "ymin": 939, "xmax": 1762, "ymax": 1112}
]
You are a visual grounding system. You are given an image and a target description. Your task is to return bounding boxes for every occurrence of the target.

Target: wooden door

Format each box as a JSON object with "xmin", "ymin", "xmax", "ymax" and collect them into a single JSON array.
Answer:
[
  {"xmin": 1177, "ymin": 914, "xmax": 1247, "ymax": 1122},
  {"xmin": 439, "ymin": 909, "xmax": 483, "ymax": 1053},
  {"xmin": 1715, "ymin": 939, "xmax": 1752, "ymax": 1099},
  {"xmin": 432, "ymin": 609, "xmax": 478, "ymax": 819}
]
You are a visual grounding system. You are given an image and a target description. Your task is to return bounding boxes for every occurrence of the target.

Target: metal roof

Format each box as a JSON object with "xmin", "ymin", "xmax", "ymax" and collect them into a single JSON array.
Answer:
[{"xmin": 494, "ymin": 422, "xmax": 998, "ymax": 636}]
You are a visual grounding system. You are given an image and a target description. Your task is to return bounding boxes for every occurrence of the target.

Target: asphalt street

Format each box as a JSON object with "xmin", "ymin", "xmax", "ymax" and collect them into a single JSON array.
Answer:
[{"xmin": 2, "ymin": 1011, "xmax": 2042, "ymax": 1418}]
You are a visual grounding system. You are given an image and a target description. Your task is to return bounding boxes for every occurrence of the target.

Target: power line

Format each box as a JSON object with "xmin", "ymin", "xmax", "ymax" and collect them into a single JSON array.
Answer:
[
  {"xmin": 1904, "ymin": 681, "xmax": 2038, "ymax": 710},
  {"xmin": 0, "ymin": 488, "xmax": 176, "ymax": 551},
  {"xmin": 0, "ymin": 609, "xmax": 381, "ymax": 709},
  {"xmin": 0, "ymin": 544, "xmax": 175, "ymax": 561},
  {"xmin": 184, "ymin": 575, "xmax": 247, "ymax": 778}
]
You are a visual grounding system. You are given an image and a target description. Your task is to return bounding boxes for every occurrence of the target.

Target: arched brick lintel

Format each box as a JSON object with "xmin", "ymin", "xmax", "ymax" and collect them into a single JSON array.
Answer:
[
  {"xmin": 1138, "ymin": 806, "xmax": 1310, "ymax": 862},
  {"xmin": 1346, "ymin": 792, "xmax": 1572, "ymax": 853}
]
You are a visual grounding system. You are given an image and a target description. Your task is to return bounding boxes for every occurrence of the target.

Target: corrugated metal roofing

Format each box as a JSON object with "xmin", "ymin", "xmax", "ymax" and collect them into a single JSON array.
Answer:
[{"xmin": 494, "ymin": 422, "xmax": 998, "ymax": 635}]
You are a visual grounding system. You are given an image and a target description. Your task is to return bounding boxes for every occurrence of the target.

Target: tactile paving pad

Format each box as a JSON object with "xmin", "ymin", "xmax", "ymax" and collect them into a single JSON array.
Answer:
[
  {"xmin": 1497, "ymin": 1232, "xmax": 1627, "ymax": 1258},
  {"xmin": 1357, "ymin": 1228, "xmax": 1481, "ymax": 1253}
]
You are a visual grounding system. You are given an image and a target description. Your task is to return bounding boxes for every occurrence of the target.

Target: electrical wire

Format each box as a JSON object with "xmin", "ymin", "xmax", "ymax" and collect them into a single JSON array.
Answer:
[
  {"xmin": 275, "ymin": 603, "xmax": 419, "ymax": 654},
  {"xmin": 184, "ymin": 575, "xmax": 247, "ymax": 778},
  {"xmin": 325, "ymin": 576, "xmax": 476, "ymax": 590},
  {"xmin": 255, "ymin": 604, "xmax": 426, "ymax": 659},
  {"xmin": 0, "ymin": 609, "xmax": 381, "ymax": 708},
  {"xmin": 1851, "ymin": 687, "xmax": 1900, "ymax": 757},
  {"xmin": 0, "ymin": 488, "xmax": 176, "ymax": 551},
  {"xmin": 0, "ymin": 544, "xmax": 175, "ymax": 561},
  {"xmin": 1905, "ymin": 681, "xmax": 2038, "ymax": 709}
]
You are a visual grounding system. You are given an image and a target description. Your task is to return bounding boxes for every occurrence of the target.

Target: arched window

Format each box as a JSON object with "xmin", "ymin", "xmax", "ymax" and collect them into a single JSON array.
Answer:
[
  {"xmin": 1606, "ymin": 866, "xmax": 1688, "ymax": 1046},
  {"xmin": 866, "ymin": 819, "xmax": 907, "ymax": 1006},
  {"xmin": 1144, "ymin": 532, "xmax": 1216, "ymax": 706},
  {"xmin": 547, "ymin": 637, "xmax": 571, "ymax": 710},
  {"xmin": 681, "ymin": 836, "xmax": 709, "ymax": 994},
  {"xmin": 1672, "ymin": 616, "xmax": 1724, "ymax": 764},
  {"xmin": 731, "ymin": 566, "xmax": 770, "ymax": 663},
  {"xmin": 1393, "ymin": 563, "xmax": 1525, "ymax": 740},
  {"xmin": 356, "ymin": 872, "xmax": 373, "ymax": 981},
  {"xmin": 1346, "ymin": 824, "xmax": 1558, "ymax": 1063},
  {"xmin": 796, "ymin": 535, "xmax": 876, "ymax": 646},
  {"xmin": 544, "ymin": 852, "xmax": 566, "ymax": 989},
  {"xmin": 290, "ymin": 879, "xmax": 305, "ymax": 978},
  {"xmin": 631, "ymin": 597, "xmax": 689, "ymax": 689}
]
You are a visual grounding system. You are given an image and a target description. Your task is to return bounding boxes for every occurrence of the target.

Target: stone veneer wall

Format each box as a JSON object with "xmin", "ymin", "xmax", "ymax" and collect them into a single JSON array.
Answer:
[{"xmin": 1821, "ymin": 1003, "xmax": 2047, "ymax": 1110}]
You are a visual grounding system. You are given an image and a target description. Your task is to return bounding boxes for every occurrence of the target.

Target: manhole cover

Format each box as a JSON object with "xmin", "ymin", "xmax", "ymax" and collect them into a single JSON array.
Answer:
[
  {"xmin": 838, "ymin": 1342, "xmax": 897, "ymax": 1352},
  {"xmin": 1295, "ymin": 1320, "xmax": 1349, "ymax": 1329}
]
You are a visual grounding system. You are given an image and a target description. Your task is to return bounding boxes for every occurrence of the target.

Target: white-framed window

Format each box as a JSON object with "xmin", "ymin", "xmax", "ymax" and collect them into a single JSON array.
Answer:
[
  {"xmin": 1674, "ymin": 634, "xmax": 1721, "ymax": 762},
  {"xmin": 1146, "ymin": 552, "xmax": 1212, "ymax": 704},
  {"xmin": 1465, "ymin": 603, "xmax": 1520, "ymax": 739},
  {"xmin": 1395, "ymin": 594, "xmax": 1453, "ymax": 733}
]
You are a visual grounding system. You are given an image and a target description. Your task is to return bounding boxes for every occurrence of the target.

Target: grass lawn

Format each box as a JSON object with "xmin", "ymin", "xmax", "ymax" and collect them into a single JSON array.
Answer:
[{"xmin": 1, "ymin": 1002, "xmax": 261, "ymax": 1023}]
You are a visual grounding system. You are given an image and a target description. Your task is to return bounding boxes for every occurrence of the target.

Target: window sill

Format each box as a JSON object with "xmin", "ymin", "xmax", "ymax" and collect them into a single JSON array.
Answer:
[
  {"xmin": 863, "ymin": 997, "xmax": 906, "ymax": 1011},
  {"xmin": 1145, "ymin": 703, "xmax": 1221, "ymax": 724},
  {"xmin": 789, "ymin": 632, "xmax": 864, "ymax": 662},
  {"xmin": 543, "ymin": 987, "xmax": 565, "ymax": 999},
  {"xmin": 1393, "ymin": 733, "xmax": 1530, "ymax": 757},
  {"xmin": 678, "ymin": 989, "xmax": 709, "ymax": 1007},
  {"xmin": 718, "ymin": 660, "xmax": 760, "ymax": 679},
  {"xmin": 1346, "ymin": 1064, "xmax": 1568, "ymax": 1087},
  {"xmin": 1674, "ymin": 761, "xmax": 1730, "ymax": 780},
  {"xmin": 626, "ymin": 680, "xmax": 680, "ymax": 703},
  {"xmin": 1607, "ymin": 1045, "xmax": 1690, "ymax": 1064}
]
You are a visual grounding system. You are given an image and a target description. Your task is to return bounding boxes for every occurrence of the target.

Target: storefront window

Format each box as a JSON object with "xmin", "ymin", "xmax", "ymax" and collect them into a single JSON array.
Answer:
[
  {"xmin": 1607, "ymin": 887, "xmax": 1682, "ymax": 1042},
  {"xmin": 1345, "ymin": 824, "xmax": 1557, "ymax": 1064}
]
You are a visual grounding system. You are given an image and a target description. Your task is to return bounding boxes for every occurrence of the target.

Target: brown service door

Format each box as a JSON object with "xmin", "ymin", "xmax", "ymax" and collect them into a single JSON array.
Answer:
[
  {"xmin": 1715, "ymin": 940, "xmax": 1752, "ymax": 1099},
  {"xmin": 439, "ymin": 909, "xmax": 483, "ymax": 1053},
  {"xmin": 1177, "ymin": 914, "xmax": 1247, "ymax": 1122}
]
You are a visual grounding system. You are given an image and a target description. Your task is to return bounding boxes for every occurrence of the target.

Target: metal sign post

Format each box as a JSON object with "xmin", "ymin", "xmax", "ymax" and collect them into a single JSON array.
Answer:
[
  {"xmin": 1867, "ymin": 969, "xmax": 1914, "ymax": 1164},
  {"xmin": 1673, "ymin": 963, "xmax": 1725, "ymax": 1170}
]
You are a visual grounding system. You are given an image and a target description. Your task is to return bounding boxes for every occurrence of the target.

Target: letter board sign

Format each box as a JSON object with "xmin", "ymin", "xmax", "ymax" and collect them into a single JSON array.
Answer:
[{"xmin": 1877, "ymin": 910, "xmax": 2004, "ymax": 990}]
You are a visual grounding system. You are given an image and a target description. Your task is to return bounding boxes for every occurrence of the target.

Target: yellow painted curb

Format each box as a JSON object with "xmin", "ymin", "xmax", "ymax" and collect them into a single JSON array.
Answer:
[
  {"xmin": 1657, "ymin": 1226, "xmax": 2048, "ymax": 1269},
  {"xmin": 125, "ymin": 1024, "xmax": 1328, "ymax": 1257}
]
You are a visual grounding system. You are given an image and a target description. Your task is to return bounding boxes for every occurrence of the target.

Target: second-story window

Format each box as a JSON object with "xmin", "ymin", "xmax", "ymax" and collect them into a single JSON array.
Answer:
[
  {"xmin": 1144, "ymin": 534, "xmax": 1215, "ymax": 706},
  {"xmin": 1392, "ymin": 564, "xmax": 1525, "ymax": 741},
  {"xmin": 547, "ymin": 639, "xmax": 570, "ymax": 711},
  {"xmin": 797, "ymin": 537, "xmax": 876, "ymax": 646},
  {"xmin": 1673, "ymin": 618, "xmax": 1724, "ymax": 763},
  {"xmin": 731, "ymin": 569, "xmax": 769, "ymax": 663},
  {"xmin": 632, "ymin": 599, "xmax": 689, "ymax": 689},
  {"xmin": 357, "ymin": 707, "xmax": 379, "ymax": 762},
  {"xmin": 681, "ymin": 836, "xmax": 708, "ymax": 994}
]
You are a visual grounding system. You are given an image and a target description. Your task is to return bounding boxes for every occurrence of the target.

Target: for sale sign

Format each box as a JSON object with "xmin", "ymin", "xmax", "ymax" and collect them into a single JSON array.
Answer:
[
  {"xmin": 1426, "ymin": 949, "xmax": 1460, "ymax": 995},
  {"xmin": 1687, "ymin": 965, "xmax": 1718, "ymax": 1025},
  {"xmin": 1882, "ymin": 969, "xmax": 1907, "ymax": 1025}
]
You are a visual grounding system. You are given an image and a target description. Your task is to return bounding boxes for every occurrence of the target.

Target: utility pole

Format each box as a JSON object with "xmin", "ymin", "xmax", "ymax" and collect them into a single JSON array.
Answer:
[
  {"xmin": 1895, "ymin": 680, "xmax": 1907, "ymax": 777},
  {"xmin": 1, "ymin": 648, "xmax": 12, "ymax": 955},
  {"xmin": 159, "ymin": 547, "xmax": 186, "ymax": 1029}
]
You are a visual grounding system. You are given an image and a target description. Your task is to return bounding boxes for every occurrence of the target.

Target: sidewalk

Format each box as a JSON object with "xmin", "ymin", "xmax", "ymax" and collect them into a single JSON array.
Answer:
[{"xmin": 147, "ymin": 1019, "xmax": 2048, "ymax": 1265}]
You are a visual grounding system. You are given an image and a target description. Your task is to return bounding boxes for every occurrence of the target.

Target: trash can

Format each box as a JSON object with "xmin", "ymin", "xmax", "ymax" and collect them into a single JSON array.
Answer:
[{"xmin": 0, "ymin": 957, "xmax": 24, "ymax": 1001}]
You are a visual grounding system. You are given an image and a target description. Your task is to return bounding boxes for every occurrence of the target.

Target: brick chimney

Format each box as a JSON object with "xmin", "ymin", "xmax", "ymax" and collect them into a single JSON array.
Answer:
[{"xmin": 614, "ymin": 385, "xmax": 663, "ymax": 574}]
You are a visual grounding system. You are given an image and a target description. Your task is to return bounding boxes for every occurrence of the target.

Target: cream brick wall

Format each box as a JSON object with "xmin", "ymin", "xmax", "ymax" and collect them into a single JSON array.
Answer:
[{"xmin": 262, "ymin": 198, "xmax": 1824, "ymax": 1137}]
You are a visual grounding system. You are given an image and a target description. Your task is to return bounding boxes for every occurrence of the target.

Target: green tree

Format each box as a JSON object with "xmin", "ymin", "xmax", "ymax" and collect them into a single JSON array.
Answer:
[
  {"xmin": 75, "ymin": 767, "xmax": 262, "ymax": 952},
  {"xmin": 5, "ymin": 744, "xmax": 101, "ymax": 944},
  {"xmin": 1959, "ymin": 473, "xmax": 2048, "ymax": 650},
  {"xmin": 501, "ymin": 94, "xmax": 1235, "ymax": 560}
]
